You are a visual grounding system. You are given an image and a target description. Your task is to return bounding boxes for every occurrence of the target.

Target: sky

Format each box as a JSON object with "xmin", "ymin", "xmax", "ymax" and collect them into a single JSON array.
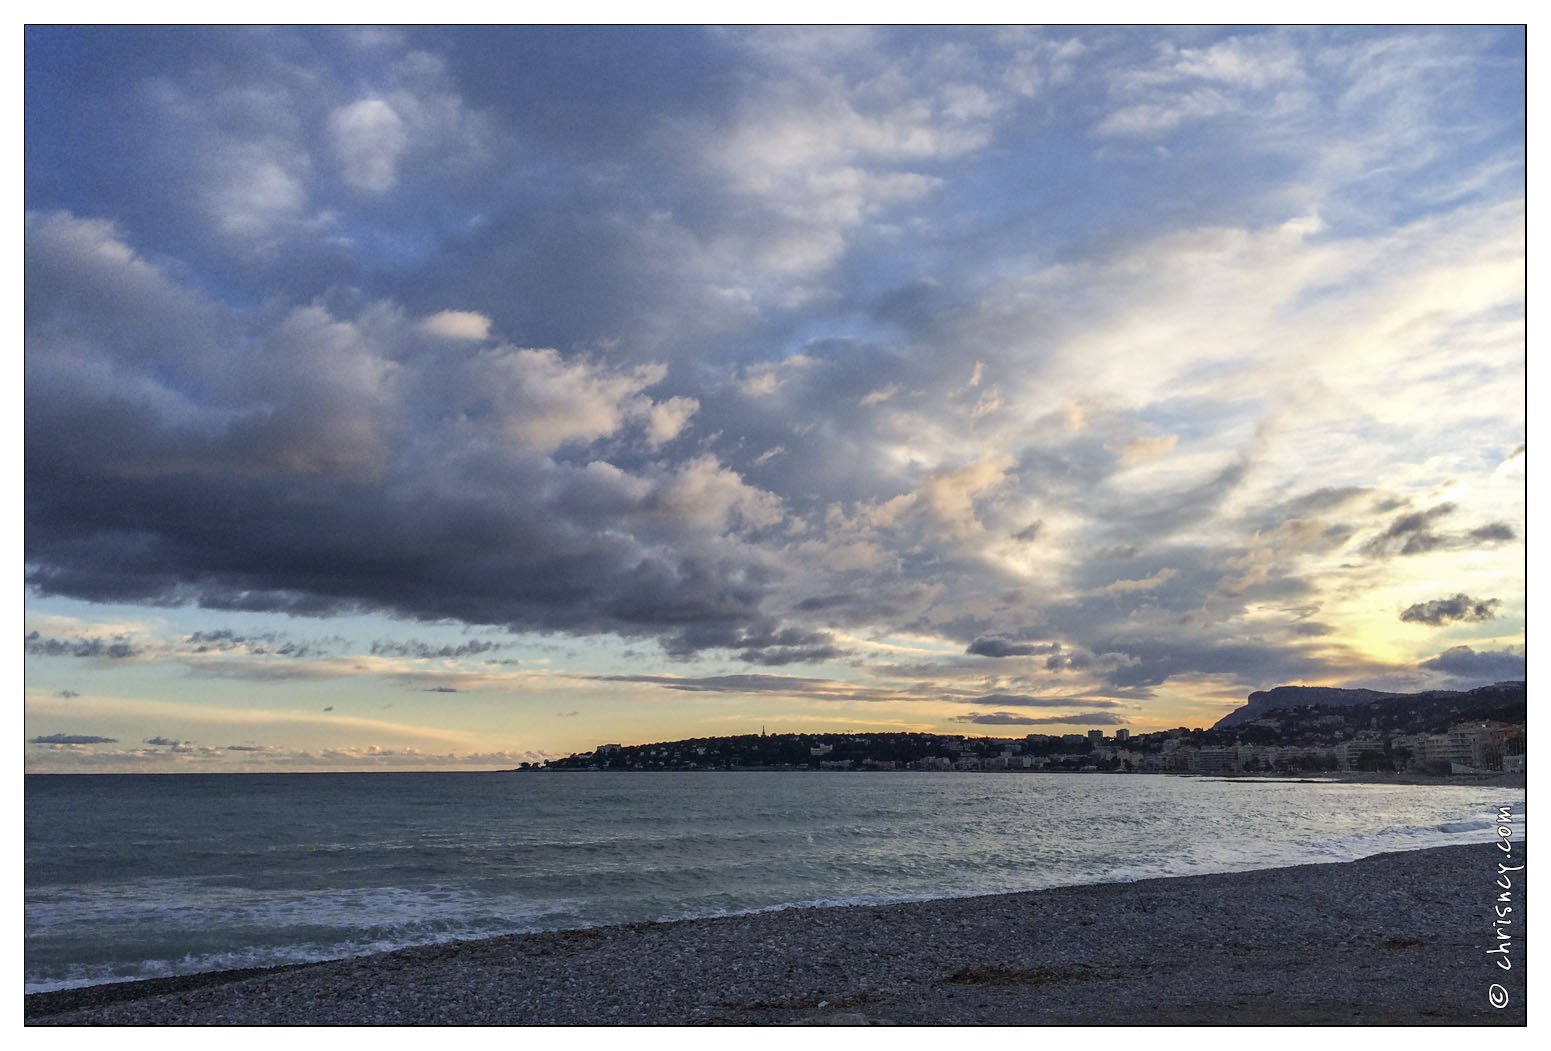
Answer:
[{"xmin": 21, "ymin": 25, "xmax": 1526, "ymax": 772}]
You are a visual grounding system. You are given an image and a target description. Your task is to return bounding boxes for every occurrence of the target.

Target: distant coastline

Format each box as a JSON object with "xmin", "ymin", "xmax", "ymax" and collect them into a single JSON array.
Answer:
[
  {"xmin": 524, "ymin": 682, "xmax": 1525, "ymax": 779},
  {"xmin": 514, "ymin": 766, "xmax": 1528, "ymax": 789}
]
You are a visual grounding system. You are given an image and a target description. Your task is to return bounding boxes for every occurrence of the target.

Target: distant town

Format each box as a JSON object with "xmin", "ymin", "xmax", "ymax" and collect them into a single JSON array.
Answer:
[{"xmin": 521, "ymin": 681, "xmax": 1525, "ymax": 777}]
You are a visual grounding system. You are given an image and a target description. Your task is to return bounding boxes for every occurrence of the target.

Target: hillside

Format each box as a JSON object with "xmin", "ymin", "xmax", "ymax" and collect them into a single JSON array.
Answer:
[{"xmin": 1212, "ymin": 681, "xmax": 1526, "ymax": 731}]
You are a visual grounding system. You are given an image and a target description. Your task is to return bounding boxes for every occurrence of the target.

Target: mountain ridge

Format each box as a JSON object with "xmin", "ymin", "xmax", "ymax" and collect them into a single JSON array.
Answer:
[{"xmin": 1212, "ymin": 680, "xmax": 1525, "ymax": 729}]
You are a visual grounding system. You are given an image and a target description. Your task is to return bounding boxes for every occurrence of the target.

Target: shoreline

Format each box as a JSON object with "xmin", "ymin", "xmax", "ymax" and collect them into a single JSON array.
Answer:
[{"xmin": 27, "ymin": 840, "xmax": 1527, "ymax": 1025}]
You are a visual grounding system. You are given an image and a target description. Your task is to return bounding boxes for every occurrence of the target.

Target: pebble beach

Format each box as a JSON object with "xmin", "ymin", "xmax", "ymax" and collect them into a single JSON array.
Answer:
[{"xmin": 26, "ymin": 842, "xmax": 1526, "ymax": 1026}]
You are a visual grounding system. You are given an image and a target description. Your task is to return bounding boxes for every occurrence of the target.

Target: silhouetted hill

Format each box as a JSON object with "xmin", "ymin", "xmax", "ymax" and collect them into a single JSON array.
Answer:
[{"xmin": 1213, "ymin": 681, "xmax": 1525, "ymax": 730}]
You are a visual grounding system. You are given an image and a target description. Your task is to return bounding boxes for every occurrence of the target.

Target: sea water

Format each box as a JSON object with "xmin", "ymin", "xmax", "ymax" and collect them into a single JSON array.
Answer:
[{"xmin": 24, "ymin": 770, "xmax": 1523, "ymax": 993}]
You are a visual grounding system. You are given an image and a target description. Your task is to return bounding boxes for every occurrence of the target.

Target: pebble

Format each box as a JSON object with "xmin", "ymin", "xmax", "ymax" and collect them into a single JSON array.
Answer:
[{"xmin": 26, "ymin": 842, "xmax": 1526, "ymax": 1026}]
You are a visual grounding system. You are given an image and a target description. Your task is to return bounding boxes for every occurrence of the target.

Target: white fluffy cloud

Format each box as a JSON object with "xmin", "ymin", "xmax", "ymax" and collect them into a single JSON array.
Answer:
[
  {"xmin": 331, "ymin": 98, "xmax": 409, "ymax": 192},
  {"xmin": 420, "ymin": 310, "xmax": 493, "ymax": 341}
]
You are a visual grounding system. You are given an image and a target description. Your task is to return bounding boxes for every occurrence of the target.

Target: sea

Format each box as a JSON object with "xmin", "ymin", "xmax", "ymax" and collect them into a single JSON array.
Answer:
[{"xmin": 24, "ymin": 770, "xmax": 1524, "ymax": 994}]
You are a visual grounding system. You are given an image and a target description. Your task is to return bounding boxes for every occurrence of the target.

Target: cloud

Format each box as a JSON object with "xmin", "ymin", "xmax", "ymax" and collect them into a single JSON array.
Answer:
[
  {"xmin": 597, "ymin": 672, "xmax": 833, "ymax": 694},
  {"xmin": 738, "ymin": 642, "xmax": 846, "ymax": 666},
  {"xmin": 1094, "ymin": 568, "xmax": 1179, "ymax": 596},
  {"xmin": 419, "ymin": 310, "xmax": 492, "ymax": 341},
  {"xmin": 31, "ymin": 733, "xmax": 118, "ymax": 745},
  {"xmin": 144, "ymin": 736, "xmax": 182, "ymax": 746},
  {"xmin": 22, "ymin": 27, "xmax": 1526, "ymax": 734},
  {"xmin": 55, "ymin": 689, "xmax": 80, "ymax": 698},
  {"xmin": 475, "ymin": 347, "xmax": 675, "ymax": 453},
  {"xmin": 950, "ymin": 711, "xmax": 1127, "ymax": 726},
  {"xmin": 25, "ymin": 632, "xmax": 139, "ymax": 659},
  {"xmin": 1418, "ymin": 645, "xmax": 1525, "ymax": 681},
  {"xmin": 185, "ymin": 629, "xmax": 336, "ymax": 658},
  {"xmin": 1092, "ymin": 34, "xmax": 1307, "ymax": 141},
  {"xmin": 1468, "ymin": 523, "xmax": 1517, "ymax": 543},
  {"xmin": 1360, "ymin": 504, "xmax": 1520, "ymax": 558},
  {"xmin": 25, "ymin": 215, "xmax": 804, "ymax": 659},
  {"xmin": 330, "ymin": 98, "xmax": 409, "ymax": 192},
  {"xmin": 593, "ymin": 672, "xmax": 925, "ymax": 706},
  {"xmin": 1360, "ymin": 503, "xmax": 1456, "ymax": 557},
  {"xmin": 961, "ymin": 693, "xmax": 1126, "ymax": 709},
  {"xmin": 369, "ymin": 638, "xmax": 507, "ymax": 660},
  {"xmin": 917, "ymin": 453, "xmax": 1017, "ymax": 540},
  {"xmin": 1117, "ymin": 434, "xmax": 1179, "ymax": 466},
  {"xmin": 1399, "ymin": 594, "xmax": 1501, "ymax": 626},
  {"xmin": 966, "ymin": 636, "xmax": 1052, "ymax": 658}
]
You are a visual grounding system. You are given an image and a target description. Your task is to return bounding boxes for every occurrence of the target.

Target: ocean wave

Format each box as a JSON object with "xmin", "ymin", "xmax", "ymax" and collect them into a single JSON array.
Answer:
[{"xmin": 27, "ymin": 773, "xmax": 1525, "ymax": 993}]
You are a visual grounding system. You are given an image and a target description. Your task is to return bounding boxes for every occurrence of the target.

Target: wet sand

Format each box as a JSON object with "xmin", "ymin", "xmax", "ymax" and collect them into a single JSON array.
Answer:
[{"xmin": 26, "ymin": 841, "xmax": 1527, "ymax": 1026}]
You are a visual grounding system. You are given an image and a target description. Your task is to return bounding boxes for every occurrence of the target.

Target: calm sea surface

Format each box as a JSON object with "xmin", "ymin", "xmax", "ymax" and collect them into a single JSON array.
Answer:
[{"xmin": 24, "ymin": 771, "xmax": 1523, "ymax": 993}]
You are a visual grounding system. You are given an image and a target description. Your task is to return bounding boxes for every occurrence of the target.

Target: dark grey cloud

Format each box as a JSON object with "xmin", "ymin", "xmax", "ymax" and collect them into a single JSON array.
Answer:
[
  {"xmin": 26, "ymin": 344, "xmax": 801, "ymax": 662},
  {"xmin": 186, "ymin": 630, "xmax": 244, "ymax": 651},
  {"xmin": 1395, "ymin": 535, "xmax": 1446, "ymax": 556},
  {"xmin": 423, "ymin": 686, "xmax": 459, "ymax": 693},
  {"xmin": 1046, "ymin": 651, "xmax": 1095, "ymax": 672},
  {"xmin": 690, "ymin": 625, "xmax": 844, "ymax": 665},
  {"xmin": 1358, "ymin": 503, "xmax": 1518, "ymax": 559},
  {"xmin": 738, "ymin": 644, "xmax": 847, "ymax": 666},
  {"xmin": 1400, "ymin": 594, "xmax": 1501, "ymax": 626},
  {"xmin": 966, "ymin": 636, "xmax": 1056, "ymax": 658},
  {"xmin": 371, "ymin": 638, "xmax": 507, "ymax": 659},
  {"xmin": 793, "ymin": 593, "xmax": 853, "ymax": 612},
  {"xmin": 1419, "ymin": 645, "xmax": 1525, "ymax": 681},
  {"xmin": 25, "ymin": 196, "xmax": 814, "ymax": 661},
  {"xmin": 54, "ymin": 689, "xmax": 80, "ymax": 698},
  {"xmin": 1469, "ymin": 523, "xmax": 1517, "ymax": 543},
  {"xmin": 1359, "ymin": 503, "xmax": 1460, "ymax": 557},
  {"xmin": 186, "ymin": 629, "xmax": 336, "ymax": 658},
  {"xmin": 950, "ymin": 711, "xmax": 1127, "ymax": 726},
  {"xmin": 144, "ymin": 736, "xmax": 182, "ymax": 746},
  {"xmin": 25, "ymin": 632, "xmax": 138, "ymax": 659},
  {"xmin": 31, "ymin": 733, "xmax": 117, "ymax": 745}
]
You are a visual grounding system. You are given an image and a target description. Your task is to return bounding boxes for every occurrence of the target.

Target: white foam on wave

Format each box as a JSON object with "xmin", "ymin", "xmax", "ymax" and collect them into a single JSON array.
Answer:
[
  {"xmin": 25, "ymin": 882, "xmax": 590, "ymax": 993},
  {"xmin": 1436, "ymin": 818, "xmax": 1494, "ymax": 834},
  {"xmin": 24, "ymin": 909, "xmax": 580, "ymax": 995},
  {"xmin": 27, "ymin": 775, "xmax": 1526, "ymax": 994}
]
